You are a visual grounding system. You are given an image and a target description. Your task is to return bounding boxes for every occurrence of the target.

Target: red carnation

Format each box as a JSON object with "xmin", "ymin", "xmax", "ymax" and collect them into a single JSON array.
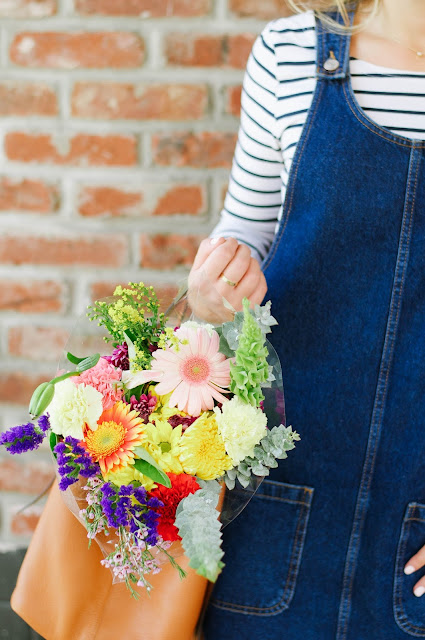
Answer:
[{"xmin": 149, "ymin": 473, "xmax": 200, "ymax": 542}]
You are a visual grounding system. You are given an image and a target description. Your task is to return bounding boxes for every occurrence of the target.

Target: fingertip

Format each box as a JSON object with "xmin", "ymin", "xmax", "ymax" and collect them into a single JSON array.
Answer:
[
  {"xmin": 210, "ymin": 237, "xmax": 221, "ymax": 245},
  {"xmin": 405, "ymin": 565, "xmax": 415, "ymax": 575}
]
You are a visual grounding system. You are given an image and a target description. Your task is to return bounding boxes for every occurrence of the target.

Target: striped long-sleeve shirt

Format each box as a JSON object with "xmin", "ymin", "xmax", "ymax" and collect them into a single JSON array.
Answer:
[{"xmin": 211, "ymin": 10, "xmax": 425, "ymax": 263}]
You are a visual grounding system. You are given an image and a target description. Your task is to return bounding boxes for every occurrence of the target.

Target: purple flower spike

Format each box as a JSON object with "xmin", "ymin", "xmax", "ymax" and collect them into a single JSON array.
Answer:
[
  {"xmin": 37, "ymin": 414, "xmax": 50, "ymax": 433},
  {"xmin": 0, "ymin": 422, "xmax": 46, "ymax": 455},
  {"xmin": 54, "ymin": 438, "xmax": 99, "ymax": 491}
]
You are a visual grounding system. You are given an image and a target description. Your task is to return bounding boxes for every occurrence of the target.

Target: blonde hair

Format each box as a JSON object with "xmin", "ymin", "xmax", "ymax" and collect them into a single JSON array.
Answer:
[{"xmin": 285, "ymin": 0, "xmax": 381, "ymax": 31}]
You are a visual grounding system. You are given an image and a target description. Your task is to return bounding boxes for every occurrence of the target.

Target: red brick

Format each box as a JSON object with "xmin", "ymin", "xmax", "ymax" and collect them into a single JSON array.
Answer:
[
  {"xmin": 10, "ymin": 32, "xmax": 144, "ymax": 69},
  {"xmin": 226, "ymin": 34, "xmax": 256, "ymax": 69},
  {"xmin": 0, "ymin": 371, "xmax": 50, "ymax": 405},
  {"xmin": 5, "ymin": 132, "xmax": 137, "ymax": 166},
  {"xmin": 0, "ymin": 280, "xmax": 65, "ymax": 313},
  {"xmin": 153, "ymin": 185, "xmax": 205, "ymax": 216},
  {"xmin": 229, "ymin": 0, "xmax": 291, "ymax": 19},
  {"xmin": 0, "ymin": 82, "xmax": 57, "ymax": 116},
  {"xmin": 0, "ymin": 177, "xmax": 59, "ymax": 213},
  {"xmin": 166, "ymin": 34, "xmax": 223, "ymax": 67},
  {"xmin": 165, "ymin": 33, "xmax": 255, "ymax": 68},
  {"xmin": 78, "ymin": 184, "xmax": 205, "ymax": 218},
  {"xmin": 0, "ymin": 459, "xmax": 54, "ymax": 494},
  {"xmin": 72, "ymin": 82, "xmax": 207, "ymax": 120},
  {"xmin": 75, "ymin": 0, "xmax": 210, "ymax": 17},
  {"xmin": 91, "ymin": 281, "xmax": 179, "ymax": 311},
  {"xmin": 78, "ymin": 186, "xmax": 143, "ymax": 218},
  {"xmin": 0, "ymin": 0, "xmax": 56, "ymax": 17},
  {"xmin": 140, "ymin": 233, "xmax": 205, "ymax": 269},
  {"xmin": 152, "ymin": 131, "xmax": 237, "ymax": 168},
  {"xmin": 225, "ymin": 85, "xmax": 242, "ymax": 117},
  {"xmin": 8, "ymin": 326, "xmax": 69, "ymax": 361},
  {"xmin": 11, "ymin": 506, "xmax": 43, "ymax": 536},
  {"xmin": 0, "ymin": 234, "xmax": 128, "ymax": 267}
]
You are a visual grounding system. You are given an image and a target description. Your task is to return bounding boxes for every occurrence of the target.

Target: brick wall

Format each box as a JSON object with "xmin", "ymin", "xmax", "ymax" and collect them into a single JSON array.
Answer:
[{"xmin": 0, "ymin": 0, "xmax": 291, "ymax": 551}]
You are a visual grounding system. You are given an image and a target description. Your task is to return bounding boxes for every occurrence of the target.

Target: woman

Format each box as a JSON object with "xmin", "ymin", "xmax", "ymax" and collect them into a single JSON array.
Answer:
[{"xmin": 190, "ymin": 1, "xmax": 425, "ymax": 638}]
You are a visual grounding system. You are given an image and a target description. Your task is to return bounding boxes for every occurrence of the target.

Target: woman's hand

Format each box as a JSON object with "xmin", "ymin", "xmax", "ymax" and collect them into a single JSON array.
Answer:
[
  {"xmin": 188, "ymin": 236, "xmax": 267, "ymax": 323},
  {"xmin": 405, "ymin": 548, "xmax": 425, "ymax": 597}
]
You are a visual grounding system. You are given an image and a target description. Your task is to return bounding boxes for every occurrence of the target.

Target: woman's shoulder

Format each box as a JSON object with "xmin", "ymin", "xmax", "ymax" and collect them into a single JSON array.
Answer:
[{"xmin": 261, "ymin": 10, "xmax": 316, "ymax": 49}]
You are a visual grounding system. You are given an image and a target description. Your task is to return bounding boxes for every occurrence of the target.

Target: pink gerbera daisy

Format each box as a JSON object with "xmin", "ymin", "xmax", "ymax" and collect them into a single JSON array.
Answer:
[{"xmin": 126, "ymin": 327, "xmax": 231, "ymax": 416}]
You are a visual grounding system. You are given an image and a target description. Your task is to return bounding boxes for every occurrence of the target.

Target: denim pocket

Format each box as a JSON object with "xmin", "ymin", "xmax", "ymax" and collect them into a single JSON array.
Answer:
[
  {"xmin": 394, "ymin": 502, "xmax": 425, "ymax": 636},
  {"xmin": 209, "ymin": 479, "xmax": 314, "ymax": 616}
]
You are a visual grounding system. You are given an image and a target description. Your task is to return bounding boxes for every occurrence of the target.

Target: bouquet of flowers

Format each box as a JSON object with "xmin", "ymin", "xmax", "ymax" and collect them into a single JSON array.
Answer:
[{"xmin": 0, "ymin": 281, "xmax": 299, "ymax": 597}]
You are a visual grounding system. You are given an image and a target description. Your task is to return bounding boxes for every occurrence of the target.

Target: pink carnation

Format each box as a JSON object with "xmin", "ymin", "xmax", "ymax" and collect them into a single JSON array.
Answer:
[{"xmin": 74, "ymin": 357, "xmax": 123, "ymax": 410}]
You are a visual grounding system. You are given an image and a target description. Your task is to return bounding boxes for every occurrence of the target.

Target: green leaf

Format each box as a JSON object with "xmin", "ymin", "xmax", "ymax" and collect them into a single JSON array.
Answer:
[
  {"xmin": 50, "ymin": 432, "xmax": 58, "ymax": 458},
  {"xmin": 175, "ymin": 481, "xmax": 224, "ymax": 582},
  {"xmin": 76, "ymin": 353, "xmax": 100, "ymax": 373},
  {"xmin": 133, "ymin": 447, "xmax": 171, "ymax": 487},
  {"xmin": 66, "ymin": 351, "xmax": 88, "ymax": 365},
  {"xmin": 218, "ymin": 334, "xmax": 235, "ymax": 359}
]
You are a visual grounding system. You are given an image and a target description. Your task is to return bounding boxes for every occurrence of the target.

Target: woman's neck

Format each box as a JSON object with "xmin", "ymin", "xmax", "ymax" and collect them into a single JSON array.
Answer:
[
  {"xmin": 376, "ymin": 0, "xmax": 425, "ymax": 50},
  {"xmin": 351, "ymin": 0, "xmax": 425, "ymax": 71}
]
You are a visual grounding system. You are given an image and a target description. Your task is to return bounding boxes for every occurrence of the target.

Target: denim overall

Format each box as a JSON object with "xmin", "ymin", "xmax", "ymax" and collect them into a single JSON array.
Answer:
[{"xmin": 204, "ymin": 12, "xmax": 425, "ymax": 640}]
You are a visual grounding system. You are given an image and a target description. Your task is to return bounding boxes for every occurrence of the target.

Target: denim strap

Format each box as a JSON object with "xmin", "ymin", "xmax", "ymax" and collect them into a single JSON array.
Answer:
[{"xmin": 316, "ymin": 10, "xmax": 355, "ymax": 80}]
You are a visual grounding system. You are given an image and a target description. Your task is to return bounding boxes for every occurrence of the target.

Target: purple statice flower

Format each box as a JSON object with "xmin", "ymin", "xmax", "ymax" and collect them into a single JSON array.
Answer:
[
  {"xmin": 0, "ymin": 422, "xmax": 46, "ymax": 455},
  {"xmin": 59, "ymin": 475, "xmax": 77, "ymax": 491},
  {"xmin": 104, "ymin": 343, "xmax": 129, "ymax": 370},
  {"xmin": 100, "ymin": 482, "xmax": 160, "ymax": 544},
  {"xmin": 167, "ymin": 414, "xmax": 197, "ymax": 430},
  {"xmin": 37, "ymin": 414, "xmax": 50, "ymax": 433},
  {"xmin": 54, "ymin": 437, "xmax": 99, "ymax": 491},
  {"xmin": 130, "ymin": 393, "xmax": 157, "ymax": 423}
]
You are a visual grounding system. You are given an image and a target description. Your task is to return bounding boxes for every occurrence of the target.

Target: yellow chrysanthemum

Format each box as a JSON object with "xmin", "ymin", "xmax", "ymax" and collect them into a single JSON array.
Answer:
[
  {"xmin": 105, "ymin": 465, "xmax": 156, "ymax": 491},
  {"xmin": 179, "ymin": 413, "xmax": 233, "ymax": 480},
  {"xmin": 144, "ymin": 419, "xmax": 183, "ymax": 474}
]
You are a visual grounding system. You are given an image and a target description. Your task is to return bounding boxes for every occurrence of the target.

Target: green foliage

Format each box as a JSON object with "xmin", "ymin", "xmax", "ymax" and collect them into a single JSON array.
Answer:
[
  {"xmin": 224, "ymin": 425, "xmax": 300, "ymax": 489},
  {"xmin": 252, "ymin": 301, "xmax": 278, "ymax": 336},
  {"xmin": 76, "ymin": 354, "xmax": 100, "ymax": 372},
  {"xmin": 175, "ymin": 480, "xmax": 224, "ymax": 582},
  {"xmin": 133, "ymin": 447, "xmax": 171, "ymax": 487},
  {"xmin": 229, "ymin": 298, "xmax": 269, "ymax": 405},
  {"xmin": 87, "ymin": 282, "xmax": 166, "ymax": 371},
  {"xmin": 49, "ymin": 432, "xmax": 59, "ymax": 458}
]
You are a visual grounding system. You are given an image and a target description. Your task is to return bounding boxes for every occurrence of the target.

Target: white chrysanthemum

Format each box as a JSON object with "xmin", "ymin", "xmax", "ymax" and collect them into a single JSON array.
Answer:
[
  {"xmin": 214, "ymin": 396, "xmax": 267, "ymax": 465},
  {"xmin": 48, "ymin": 379, "xmax": 103, "ymax": 440}
]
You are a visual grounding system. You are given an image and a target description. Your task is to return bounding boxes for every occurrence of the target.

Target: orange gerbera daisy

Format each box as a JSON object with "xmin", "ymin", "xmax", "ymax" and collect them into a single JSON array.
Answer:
[{"xmin": 82, "ymin": 401, "xmax": 145, "ymax": 476}]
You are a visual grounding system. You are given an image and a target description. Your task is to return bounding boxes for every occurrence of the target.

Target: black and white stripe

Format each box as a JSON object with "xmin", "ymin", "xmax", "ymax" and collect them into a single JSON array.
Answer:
[{"xmin": 212, "ymin": 11, "xmax": 425, "ymax": 262}]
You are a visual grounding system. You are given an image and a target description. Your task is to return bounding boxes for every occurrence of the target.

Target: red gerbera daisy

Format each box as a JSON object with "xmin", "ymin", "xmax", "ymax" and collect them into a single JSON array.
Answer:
[{"xmin": 149, "ymin": 473, "xmax": 200, "ymax": 541}]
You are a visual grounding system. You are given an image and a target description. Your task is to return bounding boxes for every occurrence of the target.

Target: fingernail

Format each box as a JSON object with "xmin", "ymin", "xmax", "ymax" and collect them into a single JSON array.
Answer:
[
  {"xmin": 414, "ymin": 586, "xmax": 425, "ymax": 597},
  {"xmin": 210, "ymin": 237, "xmax": 220, "ymax": 245},
  {"xmin": 404, "ymin": 565, "xmax": 415, "ymax": 575}
]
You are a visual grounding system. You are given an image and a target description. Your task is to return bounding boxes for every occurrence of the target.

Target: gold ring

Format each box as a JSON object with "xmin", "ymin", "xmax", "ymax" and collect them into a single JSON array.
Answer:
[{"xmin": 220, "ymin": 273, "xmax": 238, "ymax": 287}]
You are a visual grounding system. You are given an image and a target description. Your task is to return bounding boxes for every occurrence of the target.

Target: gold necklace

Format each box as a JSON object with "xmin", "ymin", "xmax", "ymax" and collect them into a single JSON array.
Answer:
[{"xmin": 389, "ymin": 34, "xmax": 424, "ymax": 58}]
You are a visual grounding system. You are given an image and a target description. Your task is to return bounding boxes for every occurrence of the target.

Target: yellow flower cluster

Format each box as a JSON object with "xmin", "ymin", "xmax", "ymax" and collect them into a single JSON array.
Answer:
[
  {"xmin": 157, "ymin": 327, "xmax": 182, "ymax": 351},
  {"xmin": 108, "ymin": 299, "xmax": 143, "ymax": 329}
]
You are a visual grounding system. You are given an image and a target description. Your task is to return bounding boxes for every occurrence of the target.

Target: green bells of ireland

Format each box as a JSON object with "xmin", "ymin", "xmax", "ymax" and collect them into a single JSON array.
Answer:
[{"xmin": 229, "ymin": 298, "xmax": 270, "ymax": 406}]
